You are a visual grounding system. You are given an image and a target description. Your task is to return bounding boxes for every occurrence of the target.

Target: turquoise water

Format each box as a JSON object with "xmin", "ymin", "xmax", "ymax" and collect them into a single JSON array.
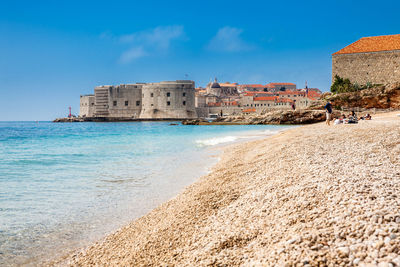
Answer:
[{"xmin": 0, "ymin": 121, "xmax": 290, "ymax": 265}]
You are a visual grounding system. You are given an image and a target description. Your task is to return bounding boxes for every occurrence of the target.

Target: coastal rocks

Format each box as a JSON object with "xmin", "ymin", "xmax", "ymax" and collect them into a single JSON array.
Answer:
[
  {"xmin": 181, "ymin": 119, "xmax": 207, "ymax": 125},
  {"xmin": 53, "ymin": 117, "xmax": 85, "ymax": 122},
  {"xmin": 326, "ymin": 83, "xmax": 400, "ymax": 109},
  {"xmin": 216, "ymin": 110, "xmax": 340, "ymax": 125},
  {"xmin": 182, "ymin": 110, "xmax": 339, "ymax": 125}
]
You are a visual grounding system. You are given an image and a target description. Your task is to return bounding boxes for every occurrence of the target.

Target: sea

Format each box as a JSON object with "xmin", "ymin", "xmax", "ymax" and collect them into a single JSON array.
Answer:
[{"xmin": 0, "ymin": 121, "xmax": 291, "ymax": 266}]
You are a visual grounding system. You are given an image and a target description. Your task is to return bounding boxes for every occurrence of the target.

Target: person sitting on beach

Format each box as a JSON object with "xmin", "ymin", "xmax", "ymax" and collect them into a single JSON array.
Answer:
[
  {"xmin": 324, "ymin": 101, "xmax": 333, "ymax": 126},
  {"xmin": 365, "ymin": 113, "xmax": 372, "ymax": 120},
  {"xmin": 347, "ymin": 114, "xmax": 358, "ymax": 124},
  {"xmin": 334, "ymin": 117, "xmax": 342, "ymax": 125}
]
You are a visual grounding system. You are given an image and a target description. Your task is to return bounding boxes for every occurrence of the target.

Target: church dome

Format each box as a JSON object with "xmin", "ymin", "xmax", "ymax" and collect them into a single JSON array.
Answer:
[{"xmin": 210, "ymin": 78, "xmax": 221, "ymax": 88}]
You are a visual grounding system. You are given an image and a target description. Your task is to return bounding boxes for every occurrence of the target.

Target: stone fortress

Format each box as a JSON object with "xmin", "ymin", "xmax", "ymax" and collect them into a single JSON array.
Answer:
[
  {"xmin": 80, "ymin": 78, "xmax": 322, "ymax": 120},
  {"xmin": 332, "ymin": 34, "xmax": 400, "ymax": 85},
  {"xmin": 80, "ymin": 80, "xmax": 197, "ymax": 120}
]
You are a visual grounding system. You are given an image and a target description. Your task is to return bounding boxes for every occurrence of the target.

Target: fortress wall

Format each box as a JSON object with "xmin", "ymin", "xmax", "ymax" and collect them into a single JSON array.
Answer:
[
  {"xmin": 139, "ymin": 81, "xmax": 197, "ymax": 119},
  {"xmin": 108, "ymin": 84, "xmax": 143, "ymax": 118},
  {"xmin": 94, "ymin": 86, "xmax": 110, "ymax": 116},
  {"xmin": 79, "ymin": 95, "xmax": 95, "ymax": 117},
  {"xmin": 332, "ymin": 50, "xmax": 400, "ymax": 85}
]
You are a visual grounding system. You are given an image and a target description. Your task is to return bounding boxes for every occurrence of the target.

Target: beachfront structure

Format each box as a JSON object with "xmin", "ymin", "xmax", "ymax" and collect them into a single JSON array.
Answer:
[
  {"xmin": 140, "ymin": 81, "xmax": 197, "ymax": 119},
  {"xmin": 79, "ymin": 95, "xmax": 95, "ymax": 117},
  {"xmin": 332, "ymin": 34, "xmax": 400, "ymax": 85},
  {"xmin": 239, "ymin": 90, "xmax": 316, "ymax": 109},
  {"xmin": 79, "ymin": 80, "xmax": 197, "ymax": 119}
]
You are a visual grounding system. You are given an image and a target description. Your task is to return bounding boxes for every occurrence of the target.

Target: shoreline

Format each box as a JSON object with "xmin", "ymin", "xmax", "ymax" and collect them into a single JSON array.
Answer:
[
  {"xmin": 44, "ymin": 126, "xmax": 290, "ymax": 266},
  {"xmin": 50, "ymin": 112, "xmax": 400, "ymax": 266}
]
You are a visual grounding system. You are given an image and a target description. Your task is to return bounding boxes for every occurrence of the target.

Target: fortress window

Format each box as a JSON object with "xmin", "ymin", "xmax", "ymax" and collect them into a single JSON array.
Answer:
[
  {"xmin": 167, "ymin": 92, "xmax": 170, "ymax": 97},
  {"xmin": 183, "ymin": 101, "xmax": 186, "ymax": 106},
  {"xmin": 151, "ymin": 93, "xmax": 154, "ymax": 97},
  {"xmin": 125, "ymin": 101, "xmax": 129, "ymax": 106},
  {"xmin": 113, "ymin": 101, "xmax": 117, "ymax": 106},
  {"xmin": 167, "ymin": 101, "xmax": 171, "ymax": 106},
  {"xmin": 136, "ymin": 101, "xmax": 140, "ymax": 106},
  {"xmin": 183, "ymin": 92, "xmax": 186, "ymax": 97}
]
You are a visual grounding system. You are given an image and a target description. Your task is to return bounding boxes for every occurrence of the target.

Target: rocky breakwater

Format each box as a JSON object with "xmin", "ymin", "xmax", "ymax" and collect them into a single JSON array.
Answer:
[
  {"xmin": 53, "ymin": 117, "xmax": 86, "ymax": 122},
  {"xmin": 183, "ymin": 110, "xmax": 340, "ymax": 125}
]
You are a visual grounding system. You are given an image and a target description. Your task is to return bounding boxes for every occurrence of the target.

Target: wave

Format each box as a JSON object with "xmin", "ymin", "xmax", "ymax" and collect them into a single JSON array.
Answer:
[
  {"xmin": 195, "ymin": 129, "xmax": 283, "ymax": 147},
  {"xmin": 195, "ymin": 136, "xmax": 239, "ymax": 147}
]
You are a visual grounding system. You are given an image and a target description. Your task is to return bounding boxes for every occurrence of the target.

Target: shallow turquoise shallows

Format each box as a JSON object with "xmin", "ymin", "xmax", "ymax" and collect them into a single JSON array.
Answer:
[{"xmin": 0, "ymin": 121, "xmax": 291, "ymax": 265}]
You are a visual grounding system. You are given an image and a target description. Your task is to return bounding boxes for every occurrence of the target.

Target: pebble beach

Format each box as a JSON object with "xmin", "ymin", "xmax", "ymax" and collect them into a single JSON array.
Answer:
[{"xmin": 52, "ymin": 112, "xmax": 400, "ymax": 266}]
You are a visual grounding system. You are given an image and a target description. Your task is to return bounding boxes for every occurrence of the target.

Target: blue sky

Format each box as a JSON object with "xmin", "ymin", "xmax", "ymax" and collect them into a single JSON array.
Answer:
[{"xmin": 1, "ymin": 0, "xmax": 400, "ymax": 120}]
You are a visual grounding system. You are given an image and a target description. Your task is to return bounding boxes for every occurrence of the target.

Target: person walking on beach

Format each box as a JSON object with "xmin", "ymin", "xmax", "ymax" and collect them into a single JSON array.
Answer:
[{"xmin": 324, "ymin": 101, "xmax": 333, "ymax": 126}]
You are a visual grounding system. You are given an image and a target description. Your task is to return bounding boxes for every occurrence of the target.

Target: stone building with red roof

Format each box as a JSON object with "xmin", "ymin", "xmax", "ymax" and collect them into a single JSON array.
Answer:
[{"xmin": 332, "ymin": 34, "xmax": 400, "ymax": 85}]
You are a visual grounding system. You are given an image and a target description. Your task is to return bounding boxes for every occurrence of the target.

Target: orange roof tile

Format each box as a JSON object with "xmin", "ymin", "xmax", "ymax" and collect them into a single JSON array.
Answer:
[
  {"xmin": 254, "ymin": 96, "xmax": 277, "ymax": 101},
  {"xmin": 267, "ymin": 82, "xmax": 296, "ymax": 86},
  {"xmin": 276, "ymin": 98, "xmax": 294, "ymax": 103},
  {"xmin": 243, "ymin": 91, "xmax": 272, "ymax": 96},
  {"xmin": 219, "ymin": 83, "xmax": 238, "ymax": 87},
  {"xmin": 240, "ymin": 84, "xmax": 265, "ymax": 88},
  {"xmin": 307, "ymin": 91, "xmax": 321, "ymax": 98},
  {"xmin": 223, "ymin": 101, "xmax": 238, "ymax": 106},
  {"xmin": 333, "ymin": 34, "xmax": 400, "ymax": 55},
  {"xmin": 278, "ymin": 91, "xmax": 305, "ymax": 95}
]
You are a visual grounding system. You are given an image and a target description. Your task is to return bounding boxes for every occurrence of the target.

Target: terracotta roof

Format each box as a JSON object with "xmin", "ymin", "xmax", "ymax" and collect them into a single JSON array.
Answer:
[
  {"xmin": 254, "ymin": 96, "xmax": 277, "ymax": 101},
  {"xmin": 267, "ymin": 82, "xmax": 296, "ymax": 86},
  {"xmin": 219, "ymin": 83, "xmax": 238, "ymax": 87},
  {"xmin": 276, "ymin": 98, "xmax": 294, "ymax": 103},
  {"xmin": 278, "ymin": 91, "xmax": 305, "ymax": 95},
  {"xmin": 243, "ymin": 91, "xmax": 273, "ymax": 96},
  {"xmin": 333, "ymin": 34, "xmax": 400, "ymax": 55},
  {"xmin": 307, "ymin": 91, "xmax": 321, "ymax": 98},
  {"xmin": 240, "ymin": 84, "xmax": 265, "ymax": 88},
  {"xmin": 223, "ymin": 101, "xmax": 238, "ymax": 106}
]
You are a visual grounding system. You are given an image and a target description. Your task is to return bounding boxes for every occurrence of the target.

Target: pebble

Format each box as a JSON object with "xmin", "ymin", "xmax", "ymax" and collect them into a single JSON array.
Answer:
[{"xmin": 47, "ymin": 115, "xmax": 400, "ymax": 266}]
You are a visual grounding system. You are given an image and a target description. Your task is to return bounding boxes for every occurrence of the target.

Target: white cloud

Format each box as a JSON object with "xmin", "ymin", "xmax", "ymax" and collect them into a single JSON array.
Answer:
[
  {"xmin": 117, "ymin": 25, "xmax": 185, "ymax": 63},
  {"xmin": 119, "ymin": 46, "xmax": 148, "ymax": 63},
  {"xmin": 207, "ymin": 26, "xmax": 254, "ymax": 52}
]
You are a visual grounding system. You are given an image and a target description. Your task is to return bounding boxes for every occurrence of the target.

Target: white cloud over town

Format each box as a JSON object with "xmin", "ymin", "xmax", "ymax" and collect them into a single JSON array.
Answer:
[{"xmin": 207, "ymin": 26, "xmax": 255, "ymax": 52}]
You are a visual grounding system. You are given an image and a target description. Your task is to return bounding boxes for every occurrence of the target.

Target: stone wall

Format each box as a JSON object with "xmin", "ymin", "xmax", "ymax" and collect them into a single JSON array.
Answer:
[
  {"xmin": 332, "ymin": 50, "xmax": 400, "ymax": 85},
  {"xmin": 139, "ymin": 81, "xmax": 197, "ymax": 119},
  {"xmin": 94, "ymin": 86, "xmax": 110, "ymax": 116},
  {"xmin": 108, "ymin": 84, "xmax": 143, "ymax": 118},
  {"xmin": 79, "ymin": 95, "xmax": 95, "ymax": 117}
]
